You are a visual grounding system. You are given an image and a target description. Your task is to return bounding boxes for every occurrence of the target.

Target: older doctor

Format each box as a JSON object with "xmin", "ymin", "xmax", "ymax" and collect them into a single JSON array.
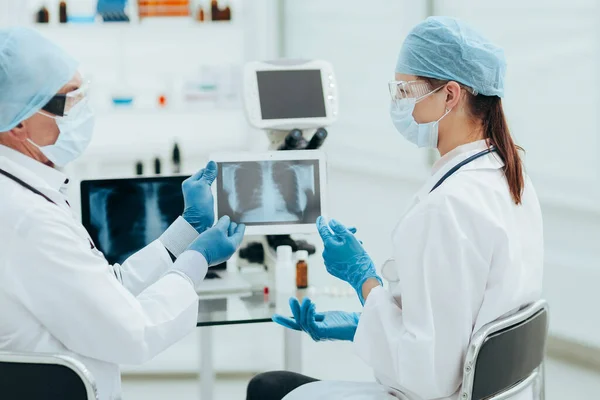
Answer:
[
  {"xmin": 248, "ymin": 17, "xmax": 543, "ymax": 400},
  {"xmin": 0, "ymin": 27, "xmax": 245, "ymax": 400}
]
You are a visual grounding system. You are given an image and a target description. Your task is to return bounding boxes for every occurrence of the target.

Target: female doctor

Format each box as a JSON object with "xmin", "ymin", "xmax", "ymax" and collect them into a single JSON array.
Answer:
[{"xmin": 248, "ymin": 16, "xmax": 544, "ymax": 400}]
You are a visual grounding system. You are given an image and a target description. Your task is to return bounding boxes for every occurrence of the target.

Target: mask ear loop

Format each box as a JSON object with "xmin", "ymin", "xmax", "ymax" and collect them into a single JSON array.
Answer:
[{"xmin": 428, "ymin": 107, "xmax": 453, "ymax": 148}]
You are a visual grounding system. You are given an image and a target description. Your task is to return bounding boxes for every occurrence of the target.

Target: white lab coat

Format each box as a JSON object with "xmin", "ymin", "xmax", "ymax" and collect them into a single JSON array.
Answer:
[
  {"xmin": 285, "ymin": 140, "xmax": 544, "ymax": 400},
  {"xmin": 0, "ymin": 145, "xmax": 207, "ymax": 400}
]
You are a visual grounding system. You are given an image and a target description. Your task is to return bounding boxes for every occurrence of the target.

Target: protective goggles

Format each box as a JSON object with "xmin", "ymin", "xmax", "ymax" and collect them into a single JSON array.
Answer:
[
  {"xmin": 389, "ymin": 80, "xmax": 478, "ymax": 106},
  {"xmin": 388, "ymin": 80, "xmax": 436, "ymax": 105},
  {"xmin": 39, "ymin": 80, "xmax": 91, "ymax": 119}
]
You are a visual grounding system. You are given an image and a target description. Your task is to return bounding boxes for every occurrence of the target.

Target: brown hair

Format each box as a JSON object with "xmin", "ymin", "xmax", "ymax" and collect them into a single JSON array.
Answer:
[{"xmin": 421, "ymin": 78, "xmax": 524, "ymax": 205}]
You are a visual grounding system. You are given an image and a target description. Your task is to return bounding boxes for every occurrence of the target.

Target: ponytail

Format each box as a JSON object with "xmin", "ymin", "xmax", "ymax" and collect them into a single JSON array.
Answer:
[
  {"xmin": 468, "ymin": 95, "xmax": 524, "ymax": 205},
  {"xmin": 420, "ymin": 77, "xmax": 525, "ymax": 205}
]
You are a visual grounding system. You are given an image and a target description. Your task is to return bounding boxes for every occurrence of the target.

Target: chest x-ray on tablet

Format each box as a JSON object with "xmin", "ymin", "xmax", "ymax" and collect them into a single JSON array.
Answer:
[
  {"xmin": 217, "ymin": 160, "xmax": 321, "ymax": 226},
  {"xmin": 82, "ymin": 178, "xmax": 185, "ymax": 265}
]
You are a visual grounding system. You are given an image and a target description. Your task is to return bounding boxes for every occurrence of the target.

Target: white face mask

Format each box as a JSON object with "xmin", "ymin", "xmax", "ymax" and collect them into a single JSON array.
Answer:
[
  {"xmin": 29, "ymin": 101, "xmax": 95, "ymax": 167},
  {"xmin": 389, "ymin": 89, "xmax": 451, "ymax": 149}
]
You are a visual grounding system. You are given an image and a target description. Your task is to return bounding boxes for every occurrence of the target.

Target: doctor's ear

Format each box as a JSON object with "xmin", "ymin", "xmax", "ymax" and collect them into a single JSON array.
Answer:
[{"xmin": 444, "ymin": 81, "xmax": 463, "ymax": 110}]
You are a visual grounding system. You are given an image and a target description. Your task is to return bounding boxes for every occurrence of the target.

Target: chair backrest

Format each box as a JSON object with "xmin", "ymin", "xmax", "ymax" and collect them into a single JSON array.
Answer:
[
  {"xmin": 461, "ymin": 300, "xmax": 549, "ymax": 400},
  {"xmin": 0, "ymin": 351, "xmax": 98, "ymax": 400}
]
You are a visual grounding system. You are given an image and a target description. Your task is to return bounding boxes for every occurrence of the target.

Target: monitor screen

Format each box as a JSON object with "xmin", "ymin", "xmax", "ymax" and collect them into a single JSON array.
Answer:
[
  {"xmin": 81, "ymin": 177, "xmax": 186, "ymax": 265},
  {"xmin": 216, "ymin": 159, "xmax": 321, "ymax": 226},
  {"xmin": 256, "ymin": 70, "xmax": 326, "ymax": 120}
]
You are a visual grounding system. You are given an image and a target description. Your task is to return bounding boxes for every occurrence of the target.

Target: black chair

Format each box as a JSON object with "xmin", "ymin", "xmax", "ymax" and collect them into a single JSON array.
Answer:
[
  {"xmin": 459, "ymin": 300, "xmax": 549, "ymax": 400},
  {"xmin": 0, "ymin": 352, "xmax": 98, "ymax": 400}
]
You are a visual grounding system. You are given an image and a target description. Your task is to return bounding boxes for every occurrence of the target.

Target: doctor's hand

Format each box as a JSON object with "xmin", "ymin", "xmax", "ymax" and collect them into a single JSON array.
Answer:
[
  {"xmin": 317, "ymin": 216, "xmax": 382, "ymax": 304},
  {"xmin": 188, "ymin": 216, "xmax": 245, "ymax": 266},
  {"xmin": 272, "ymin": 298, "xmax": 360, "ymax": 342},
  {"xmin": 182, "ymin": 161, "xmax": 218, "ymax": 234}
]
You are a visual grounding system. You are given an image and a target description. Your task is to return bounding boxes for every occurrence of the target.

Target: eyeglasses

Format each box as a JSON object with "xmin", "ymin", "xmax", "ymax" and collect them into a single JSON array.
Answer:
[{"xmin": 39, "ymin": 80, "xmax": 91, "ymax": 119}]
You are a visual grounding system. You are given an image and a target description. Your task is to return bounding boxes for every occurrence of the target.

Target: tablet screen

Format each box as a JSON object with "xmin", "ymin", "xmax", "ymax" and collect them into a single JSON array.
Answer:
[{"xmin": 216, "ymin": 159, "xmax": 321, "ymax": 226}]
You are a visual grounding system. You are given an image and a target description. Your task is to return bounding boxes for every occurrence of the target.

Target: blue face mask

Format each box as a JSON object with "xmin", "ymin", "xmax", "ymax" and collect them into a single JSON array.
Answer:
[{"xmin": 389, "ymin": 88, "xmax": 451, "ymax": 149}]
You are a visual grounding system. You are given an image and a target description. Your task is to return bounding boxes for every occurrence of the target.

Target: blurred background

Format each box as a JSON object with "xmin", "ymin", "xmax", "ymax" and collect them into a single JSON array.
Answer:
[{"xmin": 1, "ymin": 0, "xmax": 599, "ymax": 399}]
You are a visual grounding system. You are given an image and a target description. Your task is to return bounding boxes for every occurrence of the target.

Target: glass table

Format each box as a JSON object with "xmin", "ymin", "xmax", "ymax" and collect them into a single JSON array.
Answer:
[
  {"xmin": 196, "ymin": 286, "xmax": 361, "ymax": 327},
  {"xmin": 194, "ymin": 287, "xmax": 361, "ymax": 400},
  {"xmin": 196, "ymin": 292, "xmax": 275, "ymax": 327}
]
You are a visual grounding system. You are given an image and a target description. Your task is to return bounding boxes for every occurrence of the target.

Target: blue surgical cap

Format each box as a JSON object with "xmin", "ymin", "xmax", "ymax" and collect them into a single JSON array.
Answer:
[
  {"xmin": 396, "ymin": 16, "xmax": 506, "ymax": 98},
  {"xmin": 0, "ymin": 27, "xmax": 78, "ymax": 132}
]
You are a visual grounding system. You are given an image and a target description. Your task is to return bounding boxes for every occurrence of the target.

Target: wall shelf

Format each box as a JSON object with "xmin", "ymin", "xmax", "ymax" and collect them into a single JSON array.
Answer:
[{"xmin": 34, "ymin": 20, "xmax": 242, "ymax": 33}]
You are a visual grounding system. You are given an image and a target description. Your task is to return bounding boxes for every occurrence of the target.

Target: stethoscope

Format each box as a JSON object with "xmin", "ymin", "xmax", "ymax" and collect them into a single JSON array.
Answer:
[
  {"xmin": 0, "ymin": 167, "xmax": 59, "ymax": 205},
  {"xmin": 0, "ymin": 167, "xmax": 98, "ymax": 251},
  {"xmin": 382, "ymin": 146, "xmax": 497, "ymax": 285}
]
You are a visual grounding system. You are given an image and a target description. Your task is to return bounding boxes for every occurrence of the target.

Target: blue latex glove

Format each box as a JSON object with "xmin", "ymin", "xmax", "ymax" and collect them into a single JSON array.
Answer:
[
  {"xmin": 188, "ymin": 216, "xmax": 245, "ymax": 266},
  {"xmin": 317, "ymin": 216, "xmax": 382, "ymax": 304},
  {"xmin": 182, "ymin": 161, "xmax": 218, "ymax": 234},
  {"xmin": 272, "ymin": 298, "xmax": 360, "ymax": 342}
]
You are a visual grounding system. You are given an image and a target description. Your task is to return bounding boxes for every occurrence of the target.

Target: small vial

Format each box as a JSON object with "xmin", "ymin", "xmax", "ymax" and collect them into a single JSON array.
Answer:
[
  {"xmin": 135, "ymin": 161, "xmax": 144, "ymax": 176},
  {"xmin": 172, "ymin": 142, "xmax": 181, "ymax": 173},
  {"xmin": 158, "ymin": 95, "xmax": 167, "ymax": 108},
  {"xmin": 223, "ymin": 6, "xmax": 231, "ymax": 21},
  {"xmin": 37, "ymin": 6, "xmax": 50, "ymax": 23},
  {"xmin": 296, "ymin": 250, "xmax": 309, "ymax": 289},
  {"xmin": 211, "ymin": 0, "xmax": 219, "ymax": 21},
  {"xmin": 59, "ymin": 2, "xmax": 67, "ymax": 23}
]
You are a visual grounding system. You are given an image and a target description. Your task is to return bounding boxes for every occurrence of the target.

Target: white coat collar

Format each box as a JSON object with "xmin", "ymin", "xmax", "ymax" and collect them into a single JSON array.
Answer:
[
  {"xmin": 0, "ymin": 144, "xmax": 68, "ymax": 193},
  {"xmin": 415, "ymin": 139, "xmax": 504, "ymax": 201}
]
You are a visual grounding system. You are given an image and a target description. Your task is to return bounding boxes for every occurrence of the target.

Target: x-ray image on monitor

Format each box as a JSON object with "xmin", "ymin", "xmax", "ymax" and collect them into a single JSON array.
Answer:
[
  {"xmin": 217, "ymin": 160, "xmax": 321, "ymax": 226},
  {"xmin": 81, "ymin": 177, "xmax": 185, "ymax": 265}
]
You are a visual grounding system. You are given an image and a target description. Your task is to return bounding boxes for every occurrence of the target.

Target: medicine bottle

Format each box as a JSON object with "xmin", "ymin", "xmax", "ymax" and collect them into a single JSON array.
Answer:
[
  {"xmin": 59, "ymin": 2, "xmax": 67, "ymax": 23},
  {"xmin": 296, "ymin": 251, "xmax": 309, "ymax": 289}
]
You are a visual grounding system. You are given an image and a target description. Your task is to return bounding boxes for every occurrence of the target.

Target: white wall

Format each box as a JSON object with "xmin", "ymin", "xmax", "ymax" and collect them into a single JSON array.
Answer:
[
  {"xmin": 437, "ymin": 0, "xmax": 600, "ymax": 210},
  {"xmin": 283, "ymin": 0, "xmax": 433, "ymax": 183}
]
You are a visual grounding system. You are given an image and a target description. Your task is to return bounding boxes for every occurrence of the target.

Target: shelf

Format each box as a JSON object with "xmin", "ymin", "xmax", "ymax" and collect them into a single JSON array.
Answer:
[{"xmin": 34, "ymin": 20, "xmax": 241, "ymax": 33}]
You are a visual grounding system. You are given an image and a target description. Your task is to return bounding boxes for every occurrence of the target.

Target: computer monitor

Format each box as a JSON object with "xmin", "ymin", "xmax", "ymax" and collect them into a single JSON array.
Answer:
[
  {"xmin": 243, "ymin": 60, "xmax": 338, "ymax": 130},
  {"xmin": 211, "ymin": 150, "xmax": 327, "ymax": 235},
  {"xmin": 80, "ymin": 176, "xmax": 186, "ymax": 265}
]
